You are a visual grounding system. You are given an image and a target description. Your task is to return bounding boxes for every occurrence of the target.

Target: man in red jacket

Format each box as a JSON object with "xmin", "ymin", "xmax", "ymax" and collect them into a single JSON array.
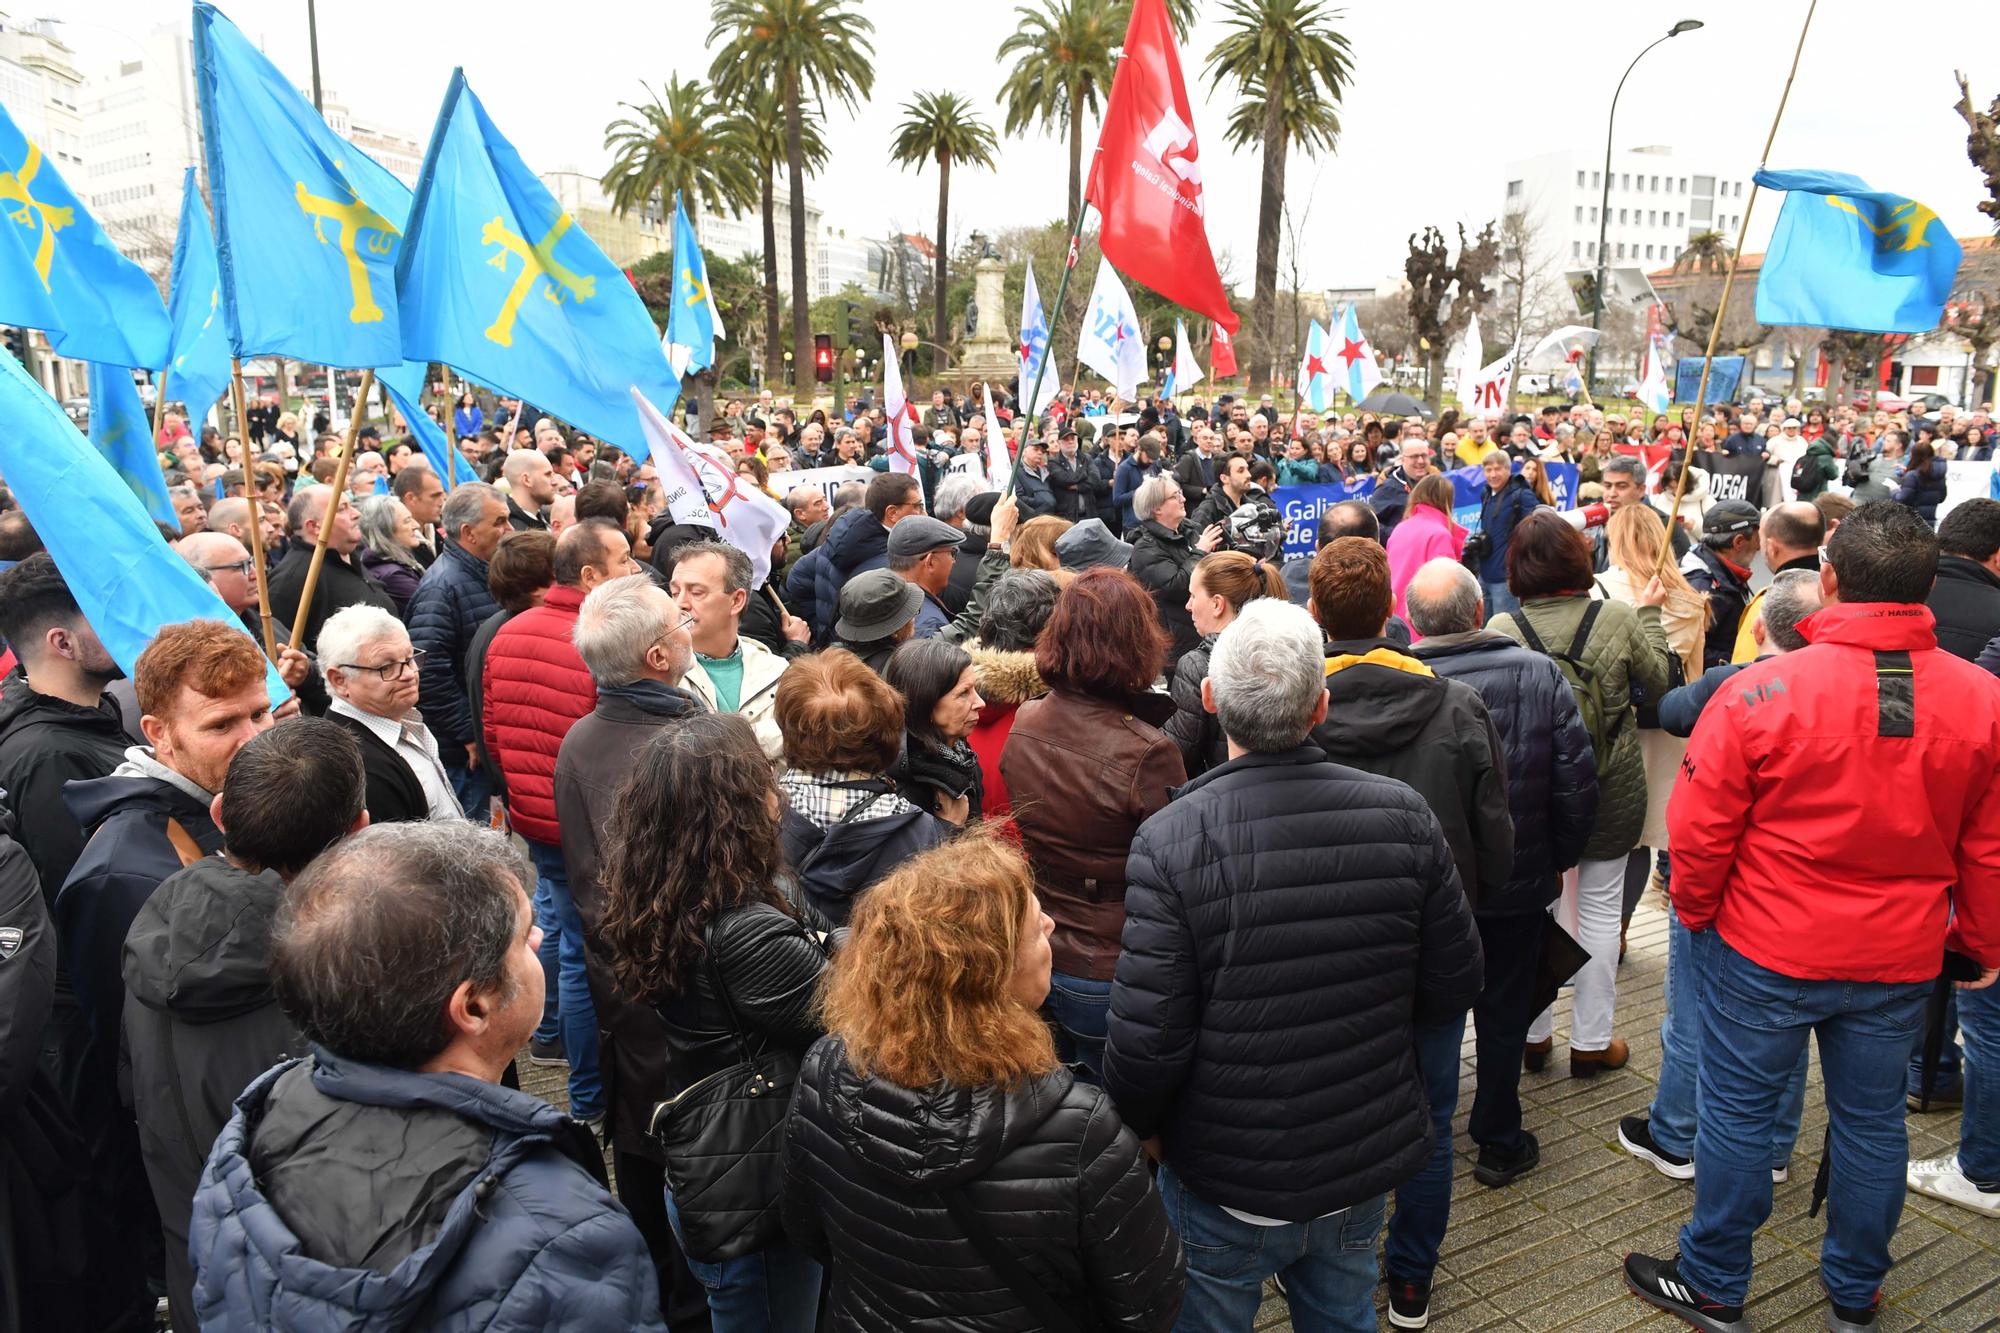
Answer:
[
  {"xmin": 1627, "ymin": 501, "xmax": 2000, "ymax": 1333},
  {"xmin": 483, "ymin": 518, "xmax": 639, "ymax": 1130}
]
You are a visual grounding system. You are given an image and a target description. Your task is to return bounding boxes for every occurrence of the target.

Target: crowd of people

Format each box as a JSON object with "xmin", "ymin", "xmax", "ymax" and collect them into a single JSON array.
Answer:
[{"xmin": 0, "ymin": 373, "xmax": 1995, "ymax": 1333}]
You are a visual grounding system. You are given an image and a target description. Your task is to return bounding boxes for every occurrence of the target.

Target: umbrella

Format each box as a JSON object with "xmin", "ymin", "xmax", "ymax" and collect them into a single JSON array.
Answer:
[{"xmin": 1355, "ymin": 389, "xmax": 1433, "ymax": 419}]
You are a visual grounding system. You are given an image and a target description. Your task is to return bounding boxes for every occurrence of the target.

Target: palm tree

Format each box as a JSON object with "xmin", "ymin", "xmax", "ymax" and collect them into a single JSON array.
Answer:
[
  {"xmin": 889, "ymin": 93, "xmax": 999, "ymax": 357},
  {"xmin": 1672, "ymin": 230, "xmax": 1731, "ymax": 275},
  {"xmin": 995, "ymin": 0, "xmax": 1198, "ymax": 228},
  {"xmin": 600, "ymin": 77, "xmax": 758, "ymax": 224},
  {"xmin": 1207, "ymin": 0, "xmax": 1353, "ymax": 390},
  {"xmin": 727, "ymin": 82, "xmax": 829, "ymax": 392},
  {"xmin": 710, "ymin": 0, "xmax": 875, "ymax": 405}
]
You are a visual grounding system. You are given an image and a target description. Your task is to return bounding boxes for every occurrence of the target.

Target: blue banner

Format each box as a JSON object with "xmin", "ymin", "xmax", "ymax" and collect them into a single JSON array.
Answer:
[
  {"xmin": 1674, "ymin": 356, "xmax": 1744, "ymax": 406},
  {"xmin": 1273, "ymin": 460, "xmax": 1578, "ymax": 560}
]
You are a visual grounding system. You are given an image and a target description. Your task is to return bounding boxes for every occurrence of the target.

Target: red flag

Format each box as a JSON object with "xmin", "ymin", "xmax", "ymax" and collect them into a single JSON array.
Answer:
[
  {"xmin": 1085, "ymin": 0, "xmax": 1238, "ymax": 334},
  {"xmin": 1210, "ymin": 322, "xmax": 1237, "ymax": 378}
]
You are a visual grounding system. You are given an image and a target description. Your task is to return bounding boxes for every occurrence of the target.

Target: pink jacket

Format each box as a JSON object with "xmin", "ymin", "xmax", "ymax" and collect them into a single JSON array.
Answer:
[{"xmin": 1387, "ymin": 505, "xmax": 1466, "ymax": 629}]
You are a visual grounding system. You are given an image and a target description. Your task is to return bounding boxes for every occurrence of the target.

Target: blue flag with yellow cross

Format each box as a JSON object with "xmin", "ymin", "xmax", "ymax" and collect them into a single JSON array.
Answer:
[
  {"xmin": 0, "ymin": 99, "xmax": 170, "ymax": 368},
  {"xmin": 164, "ymin": 167, "xmax": 232, "ymax": 429},
  {"xmin": 1751, "ymin": 169, "xmax": 1963, "ymax": 334},
  {"xmin": 396, "ymin": 69, "xmax": 681, "ymax": 460},
  {"xmin": 87, "ymin": 362, "xmax": 178, "ymax": 527}
]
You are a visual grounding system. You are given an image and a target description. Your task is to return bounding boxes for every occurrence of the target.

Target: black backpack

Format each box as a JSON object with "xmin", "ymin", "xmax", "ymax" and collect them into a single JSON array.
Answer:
[{"xmin": 1513, "ymin": 600, "xmax": 1623, "ymax": 771}]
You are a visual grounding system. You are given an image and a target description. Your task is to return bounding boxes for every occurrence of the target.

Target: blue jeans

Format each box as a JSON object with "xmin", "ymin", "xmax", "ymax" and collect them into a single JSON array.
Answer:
[
  {"xmin": 1957, "ymin": 979, "xmax": 2000, "ymax": 1189},
  {"xmin": 1649, "ymin": 901, "xmax": 1808, "ymax": 1167},
  {"xmin": 444, "ymin": 747, "xmax": 493, "ymax": 821},
  {"xmin": 1483, "ymin": 580, "xmax": 1519, "ymax": 617},
  {"xmin": 1385, "ymin": 1014, "xmax": 1466, "ymax": 1286},
  {"xmin": 1046, "ymin": 970, "xmax": 1112, "ymax": 1084},
  {"xmin": 1157, "ymin": 1164, "xmax": 1384, "ymax": 1332},
  {"xmin": 1907, "ymin": 986, "xmax": 1962, "ymax": 1093},
  {"xmin": 531, "ymin": 877, "xmax": 561, "ymax": 1046},
  {"xmin": 525, "ymin": 839, "xmax": 602, "ymax": 1120},
  {"xmin": 666, "ymin": 1194, "xmax": 822, "ymax": 1332},
  {"xmin": 1678, "ymin": 931, "xmax": 1930, "ymax": 1308}
]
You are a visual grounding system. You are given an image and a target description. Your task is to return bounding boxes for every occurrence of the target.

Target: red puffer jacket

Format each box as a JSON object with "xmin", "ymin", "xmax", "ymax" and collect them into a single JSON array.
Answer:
[
  {"xmin": 1667, "ymin": 601, "xmax": 2000, "ymax": 983},
  {"xmin": 482, "ymin": 586, "xmax": 596, "ymax": 846}
]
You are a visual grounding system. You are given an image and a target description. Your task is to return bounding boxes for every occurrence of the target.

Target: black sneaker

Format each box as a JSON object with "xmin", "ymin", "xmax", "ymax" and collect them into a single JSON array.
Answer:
[
  {"xmin": 1472, "ymin": 1131, "xmax": 1540, "ymax": 1188},
  {"xmin": 1385, "ymin": 1276, "xmax": 1431, "ymax": 1329},
  {"xmin": 526, "ymin": 1037, "xmax": 566, "ymax": 1067},
  {"xmin": 1624, "ymin": 1253, "xmax": 1748, "ymax": 1333},
  {"xmin": 1619, "ymin": 1114, "xmax": 1696, "ymax": 1180}
]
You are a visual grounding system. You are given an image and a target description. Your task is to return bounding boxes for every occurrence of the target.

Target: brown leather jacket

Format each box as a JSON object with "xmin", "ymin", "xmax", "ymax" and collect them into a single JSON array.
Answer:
[{"xmin": 1000, "ymin": 688, "xmax": 1186, "ymax": 979}]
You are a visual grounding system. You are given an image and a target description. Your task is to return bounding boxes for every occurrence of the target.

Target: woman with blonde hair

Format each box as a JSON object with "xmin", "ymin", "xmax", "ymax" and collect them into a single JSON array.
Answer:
[
  {"xmin": 783, "ymin": 832, "xmax": 1184, "ymax": 1331},
  {"xmin": 1010, "ymin": 514, "xmax": 1073, "ymax": 571}
]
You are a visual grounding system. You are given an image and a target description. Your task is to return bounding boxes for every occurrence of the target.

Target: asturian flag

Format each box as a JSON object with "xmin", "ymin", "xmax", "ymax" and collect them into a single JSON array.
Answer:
[
  {"xmin": 1295, "ymin": 319, "xmax": 1334, "ymax": 413},
  {"xmin": 1078, "ymin": 259, "xmax": 1145, "ymax": 402},
  {"xmin": 632, "ymin": 387, "xmax": 789, "ymax": 587},
  {"xmin": 881, "ymin": 332, "xmax": 919, "ymax": 475},
  {"xmin": 1162, "ymin": 318, "xmax": 1203, "ymax": 400},
  {"xmin": 1017, "ymin": 259, "xmax": 1059, "ymax": 417},
  {"xmin": 1336, "ymin": 303, "xmax": 1384, "ymax": 402},
  {"xmin": 1210, "ymin": 321, "xmax": 1237, "ymax": 378},
  {"xmin": 1465, "ymin": 342, "xmax": 1519, "ymax": 415},
  {"xmin": 1638, "ymin": 332, "xmax": 1673, "ymax": 417},
  {"xmin": 982, "ymin": 382, "xmax": 1011, "ymax": 490},
  {"xmin": 1450, "ymin": 315, "xmax": 1485, "ymax": 418},
  {"xmin": 664, "ymin": 191, "xmax": 724, "ymax": 376},
  {"xmin": 162, "ymin": 167, "xmax": 231, "ymax": 428}
]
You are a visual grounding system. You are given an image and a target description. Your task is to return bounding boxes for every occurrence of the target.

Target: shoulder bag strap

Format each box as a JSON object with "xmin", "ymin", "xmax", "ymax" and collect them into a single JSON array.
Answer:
[
  {"xmin": 700, "ymin": 920, "xmax": 764, "ymax": 1066},
  {"xmin": 1513, "ymin": 607, "xmax": 1550, "ymax": 657},
  {"xmin": 936, "ymin": 1186, "xmax": 1087, "ymax": 1333},
  {"xmin": 1568, "ymin": 600, "xmax": 1604, "ymax": 661},
  {"xmin": 164, "ymin": 818, "xmax": 205, "ymax": 869}
]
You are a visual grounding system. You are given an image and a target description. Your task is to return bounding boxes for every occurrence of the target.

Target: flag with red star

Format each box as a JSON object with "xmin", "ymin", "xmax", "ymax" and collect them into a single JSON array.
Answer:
[
  {"xmin": 1295, "ymin": 318, "xmax": 1334, "ymax": 412},
  {"xmin": 1337, "ymin": 304, "xmax": 1384, "ymax": 403}
]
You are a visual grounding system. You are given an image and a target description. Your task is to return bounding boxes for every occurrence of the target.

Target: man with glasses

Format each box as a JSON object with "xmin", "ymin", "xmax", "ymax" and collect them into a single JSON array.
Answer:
[
  {"xmin": 176, "ymin": 531, "xmax": 317, "ymax": 698},
  {"xmin": 321, "ymin": 605, "xmax": 462, "ymax": 823},
  {"xmin": 1372, "ymin": 433, "xmax": 1437, "ymax": 538},
  {"xmin": 268, "ymin": 486, "xmax": 397, "ymax": 650}
]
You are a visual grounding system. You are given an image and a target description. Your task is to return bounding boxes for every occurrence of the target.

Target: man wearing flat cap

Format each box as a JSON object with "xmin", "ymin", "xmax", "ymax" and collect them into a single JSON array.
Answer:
[{"xmin": 886, "ymin": 515, "xmax": 966, "ymax": 639}]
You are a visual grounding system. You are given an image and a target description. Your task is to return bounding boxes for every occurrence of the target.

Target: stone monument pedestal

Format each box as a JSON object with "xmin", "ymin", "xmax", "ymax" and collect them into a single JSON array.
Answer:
[{"xmin": 954, "ymin": 254, "xmax": 1017, "ymax": 389}]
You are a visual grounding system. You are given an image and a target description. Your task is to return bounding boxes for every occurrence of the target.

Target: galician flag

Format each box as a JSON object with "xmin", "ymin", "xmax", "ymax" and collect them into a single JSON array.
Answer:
[
  {"xmin": 1162, "ymin": 318, "xmax": 1203, "ymax": 400},
  {"xmin": 881, "ymin": 332, "xmax": 919, "ymax": 475},
  {"xmin": 632, "ymin": 387, "xmax": 789, "ymax": 587},
  {"xmin": 1638, "ymin": 332, "xmax": 1673, "ymax": 417},
  {"xmin": 1078, "ymin": 259, "xmax": 1145, "ymax": 402},
  {"xmin": 1017, "ymin": 259, "xmax": 1058, "ymax": 417},
  {"xmin": 1295, "ymin": 319, "xmax": 1334, "ymax": 413},
  {"xmin": 982, "ymin": 383, "xmax": 1011, "ymax": 490},
  {"xmin": 1336, "ymin": 303, "xmax": 1383, "ymax": 402},
  {"xmin": 1450, "ymin": 314, "xmax": 1484, "ymax": 418}
]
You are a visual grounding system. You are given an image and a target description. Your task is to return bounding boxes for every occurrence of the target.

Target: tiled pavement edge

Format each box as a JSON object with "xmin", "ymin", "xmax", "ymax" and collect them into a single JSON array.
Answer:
[{"xmin": 520, "ymin": 895, "xmax": 2000, "ymax": 1331}]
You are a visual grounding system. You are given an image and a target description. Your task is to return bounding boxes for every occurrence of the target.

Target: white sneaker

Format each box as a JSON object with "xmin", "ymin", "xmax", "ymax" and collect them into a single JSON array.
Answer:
[{"xmin": 1907, "ymin": 1155, "xmax": 2000, "ymax": 1218}]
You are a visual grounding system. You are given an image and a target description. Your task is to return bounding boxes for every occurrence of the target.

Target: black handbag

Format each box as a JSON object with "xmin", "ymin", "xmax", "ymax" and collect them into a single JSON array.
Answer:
[{"xmin": 648, "ymin": 923, "xmax": 804, "ymax": 1264}]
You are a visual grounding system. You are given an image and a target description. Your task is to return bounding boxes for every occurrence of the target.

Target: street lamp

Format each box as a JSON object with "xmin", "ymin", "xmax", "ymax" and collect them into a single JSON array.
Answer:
[{"xmin": 1587, "ymin": 18, "xmax": 1704, "ymax": 386}]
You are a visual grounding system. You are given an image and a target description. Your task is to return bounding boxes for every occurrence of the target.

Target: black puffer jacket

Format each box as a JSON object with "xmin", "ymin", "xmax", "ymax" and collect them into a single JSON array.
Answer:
[
  {"xmin": 1127, "ymin": 519, "xmax": 1202, "ymax": 668},
  {"xmin": 1310, "ymin": 640, "xmax": 1514, "ymax": 909},
  {"xmin": 1103, "ymin": 746, "xmax": 1484, "ymax": 1220},
  {"xmin": 1163, "ymin": 636, "xmax": 1226, "ymax": 777},
  {"xmin": 1926, "ymin": 555, "xmax": 2000, "ymax": 663},
  {"xmin": 784, "ymin": 1037, "xmax": 1183, "ymax": 1331},
  {"xmin": 1411, "ymin": 630, "xmax": 1599, "ymax": 915},
  {"xmin": 121, "ymin": 856, "xmax": 304, "ymax": 1332},
  {"xmin": 0, "ymin": 669, "xmax": 129, "ymax": 903}
]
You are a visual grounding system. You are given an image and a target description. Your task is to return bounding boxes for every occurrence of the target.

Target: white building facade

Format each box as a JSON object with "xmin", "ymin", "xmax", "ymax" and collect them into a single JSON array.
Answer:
[{"xmin": 1504, "ymin": 145, "xmax": 1750, "ymax": 276}]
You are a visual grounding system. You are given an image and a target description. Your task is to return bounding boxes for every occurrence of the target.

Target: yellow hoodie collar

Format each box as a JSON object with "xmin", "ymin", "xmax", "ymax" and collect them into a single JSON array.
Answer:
[{"xmin": 1325, "ymin": 647, "xmax": 1435, "ymax": 679}]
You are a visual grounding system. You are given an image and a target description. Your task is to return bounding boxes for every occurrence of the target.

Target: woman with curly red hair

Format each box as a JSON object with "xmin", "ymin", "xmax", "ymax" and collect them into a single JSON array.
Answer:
[
  {"xmin": 1000, "ymin": 568, "xmax": 1185, "ymax": 1081},
  {"xmin": 783, "ymin": 832, "xmax": 1184, "ymax": 1330}
]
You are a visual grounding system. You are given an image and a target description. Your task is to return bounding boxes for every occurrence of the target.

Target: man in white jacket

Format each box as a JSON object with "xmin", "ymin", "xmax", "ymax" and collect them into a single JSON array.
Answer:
[{"xmin": 669, "ymin": 541, "xmax": 789, "ymax": 766}]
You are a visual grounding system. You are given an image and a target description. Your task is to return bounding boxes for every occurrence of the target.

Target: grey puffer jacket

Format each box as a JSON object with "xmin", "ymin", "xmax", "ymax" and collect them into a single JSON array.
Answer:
[
  {"xmin": 188, "ymin": 1051, "xmax": 665, "ymax": 1332},
  {"xmin": 1490, "ymin": 594, "xmax": 1669, "ymax": 861},
  {"xmin": 783, "ymin": 1035, "xmax": 1185, "ymax": 1331}
]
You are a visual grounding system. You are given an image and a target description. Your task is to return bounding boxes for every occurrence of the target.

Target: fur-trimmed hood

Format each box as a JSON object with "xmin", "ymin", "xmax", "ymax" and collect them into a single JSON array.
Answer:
[{"xmin": 967, "ymin": 645, "xmax": 1048, "ymax": 707}]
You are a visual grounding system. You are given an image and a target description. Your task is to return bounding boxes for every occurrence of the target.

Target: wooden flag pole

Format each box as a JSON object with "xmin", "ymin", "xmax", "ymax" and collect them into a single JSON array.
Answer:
[
  {"xmin": 288, "ymin": 368, "xmax": 376, "ymax": 651},
  {"xmin": 228, "ymin": 358, "xmax": 279, "ymax": 663},
  {"xmin": 1655, "ymin": 0, "xmax": 1817, "ymax": 578},
  {"xmin": 149, "ymin": 371, "xmax": 171, "ymax": 459}
]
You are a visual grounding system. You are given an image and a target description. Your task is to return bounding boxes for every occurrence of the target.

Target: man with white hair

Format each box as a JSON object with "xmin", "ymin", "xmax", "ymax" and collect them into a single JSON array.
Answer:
[
  {"xmin": 929, "ymin": 474, "xmax": 988, "ymax": 615},
  {"xmin": 320, "ymin": 606, "xmax": 463, "ymax": 824},
  {"xmin": 1105, "ymin": 599, "xmax": 1484, "ymax": 1331},
  {"xmin": 502, "ymin": 448, "xmax": 557, "ymax": 530},
  {"xmin": 554, "ymin": 575, "xmax": 709, "ymax": 1322}
]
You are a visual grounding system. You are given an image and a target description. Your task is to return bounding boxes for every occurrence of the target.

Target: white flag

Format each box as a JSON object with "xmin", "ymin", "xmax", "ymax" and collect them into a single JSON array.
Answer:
[
  {"xmin": 1165, "ymin": 317, "xmax": 1204, "ymax": 398},
  {"xmin": 1464, "ymin": 342, "xmax": 1519, "ymax": 417},
  {"xmin": 1078, "ymin": 258, "xmax": 1146, "ymax": 403},
  {"xmin": 1451, "ymin": 315, "xmax": 1485, "ymax": 418},
  {"xmin": 1638, "ymin": 334, "xmax": 1672, "ymax": 417},
  {"xmin": 881, "ymin": 332, "xmax": 920, "ymax": 476},
  {"xmin": 632, "ymin": 388, "xmax": 790, "ymax": 588},
  {"xmin": 1018, "ymin": 259, "xmax": 1060, "ymax": 418},
  {"xmin": 982, "ymin": 382, "xmax": 1011, "ymax": 491}
]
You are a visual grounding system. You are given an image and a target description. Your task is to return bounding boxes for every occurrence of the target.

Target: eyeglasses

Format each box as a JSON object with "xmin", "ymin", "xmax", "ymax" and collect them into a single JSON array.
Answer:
[
  {"xmin": 338, "ymin": 648, "xmax": 426, "ymax": 681},
  {"xmin": 202, "ymin": 559, "xmax": 257, "ymax": 578}
]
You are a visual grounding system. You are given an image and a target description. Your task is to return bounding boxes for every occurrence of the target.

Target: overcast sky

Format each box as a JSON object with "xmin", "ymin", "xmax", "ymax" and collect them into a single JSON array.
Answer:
[{"xmin": 59, "ymin": 0, "xmax": 2000, "ymax": 297}]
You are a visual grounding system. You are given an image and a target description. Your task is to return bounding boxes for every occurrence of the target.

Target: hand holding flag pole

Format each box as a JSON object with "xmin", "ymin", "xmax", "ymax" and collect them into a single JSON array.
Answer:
[
  {"xmin": 287, "ymin": 368, "xmax": 376, "ymax": 650},
  {"xmin": 226, "ymin": 356, "xmax": 277, "ymax": 661},
  {"xmin": 1656, "ymin": 0, "xmax": 1817, "ymax": 579}
]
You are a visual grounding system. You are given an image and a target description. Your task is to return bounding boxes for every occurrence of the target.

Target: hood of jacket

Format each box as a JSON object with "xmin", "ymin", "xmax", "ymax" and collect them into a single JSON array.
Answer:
[
  {"xmin": 1797, "ymin": 601, "xmax": 1938, "ymax": 652},
  {"xmin": 821, "ymin": 506, "xmax": 889, "ymax": 576},
  {"xmin": 967, "ymin": 646, "xmax": 1046, "ymax": 707},
  {"xmin": 64, "ymin": 753, "xmax": 213, "ymax": 839},
  {"xmin": 122, "ymin": 856, "xmax": 284, "ymax": 1022},
  {"xmin": 804, "ymin": 1037, "xmax": 1076, "ymax": 1189},
  {"xmin": 110, "ymin": 744, "xmax": 212, "ymax": 805},
  {"xmin": 786, "ymin": 802, "xmax": 939, "ymax": 909},
  {"xmin": 1318, "ymin": 639, "xmax": 1451, "ymax": 755},
  {"xmin": 0, "ymin": 667, "xmax": 127, "ymax": 742}
]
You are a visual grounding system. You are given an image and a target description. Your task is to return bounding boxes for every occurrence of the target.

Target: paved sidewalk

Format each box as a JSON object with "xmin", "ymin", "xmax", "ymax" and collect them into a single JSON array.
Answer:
[{"xmin": 522, "ymin": 895, "xmax": 2000, "ymax": 1331}]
